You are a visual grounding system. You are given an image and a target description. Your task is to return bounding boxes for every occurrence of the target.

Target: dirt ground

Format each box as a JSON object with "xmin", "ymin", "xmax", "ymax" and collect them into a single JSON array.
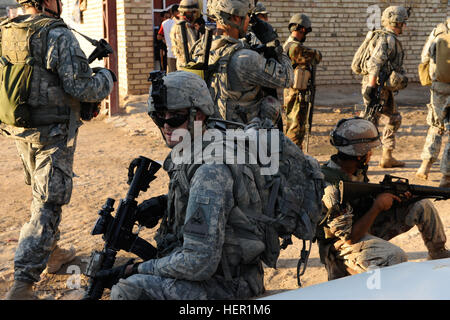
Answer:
[{"xmin": 0, "ymin": 92, "xmax": 449, "ymax": 300}]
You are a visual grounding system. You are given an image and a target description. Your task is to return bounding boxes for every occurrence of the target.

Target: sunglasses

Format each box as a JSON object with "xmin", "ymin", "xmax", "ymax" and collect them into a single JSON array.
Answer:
[{"xmin": 151, "ymin": 113, "xmax": 189, "ymax": 128}]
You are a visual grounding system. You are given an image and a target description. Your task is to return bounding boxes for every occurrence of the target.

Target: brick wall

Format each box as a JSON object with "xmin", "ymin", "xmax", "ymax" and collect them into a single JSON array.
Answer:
[
  {"xmin": 117, "ymin": 0, "xmax": 154, "ymax": 96},
  {"xmin": 264, "ymin": 0, "xmax": 449, "ymax": 85},
  {"xmin": 61, "ymin": 0, "xmax": 154, "ymax": 97}
]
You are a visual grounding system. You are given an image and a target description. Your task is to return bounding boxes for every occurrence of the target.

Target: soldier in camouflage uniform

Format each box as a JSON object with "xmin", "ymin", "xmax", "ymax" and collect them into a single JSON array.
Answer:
[
  {"xmin": 283, "ymin": 13, "xmax": 321, "ymax": 149},
  {"xmin": 317, "ymin": 117, "xmax": 450, "ymax": 280},
  {"xmin": 170, "ymin": 0, "xmax": 201, "ymax": 69},
  {"xmin": 416, "ymin": 18, "xmax": 450, "ymax": 188},
  {"xmin": 192, "ymin": 0, "xmax": 293, "ymax": 126},
  {"xmin": 2, "ymin": 0, "xmax": 114, "ymax": 299},
  {"xmin": 96, "ymin": 71, "xmax": 266, "ymax": 300},
  {"xmin": 361, "ymin": 6, "xmax": 409, "ymax": 168}
]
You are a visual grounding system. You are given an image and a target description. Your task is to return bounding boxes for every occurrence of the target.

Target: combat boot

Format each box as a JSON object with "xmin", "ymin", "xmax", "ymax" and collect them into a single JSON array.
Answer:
[
  {"xmin": 47, "ymin": 245, "xmax": 76, "ymax": 274},
  {"xmin": 416, "ymin": 159, "xmax": 433, "ymax": 180},
  {"xmin": 438, "ymin": 175, "xmax": 450, "ymax": 188},
  {"xmin": 4, "ymin": 280, "xmax": 37, "ymax": 300},
  {"xmin": 379, "ymin": 149, "xmax": 405, "ymax": 168},
  {"xmin": 427, "ymin": 246, "xmax": 450, "ymax": 260}
]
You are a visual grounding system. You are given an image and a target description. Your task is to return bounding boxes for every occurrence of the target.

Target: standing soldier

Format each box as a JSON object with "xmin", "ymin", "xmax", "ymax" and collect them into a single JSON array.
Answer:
[
  {"xmin": 359, "ymin": 6, "xmax": 409, "ymax": 168},
  {"xmin": 416, "ymin": 18, "xmax": 450, "ymax": 188},
  {"xmin": 170, "ymin": 0, "xmax": 201, "ymax": 69},
  {"xmin": 193, "ymin": 0, "xmax": 293, "ymax": 126},
  {"xmin": 1, "ymin": 0, "xmax": 114, "ymax": 299},
  {"xmin": 283, "ymin": 13, "xmax": 321, "ymax": 150}
]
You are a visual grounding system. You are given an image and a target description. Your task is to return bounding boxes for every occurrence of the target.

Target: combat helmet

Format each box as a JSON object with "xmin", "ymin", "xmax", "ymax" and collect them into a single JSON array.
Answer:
[
  {"xmin": 288, "ymin": 13, "xmax": 312, "ymax": 34},
  {"xmin": 208, "ymin": 0, "xmax": 252, "ymax": 37},
  {"xmin": 148, "ymin": 70, "xmax": 214, "ymax": 117},
  {"xmin": 178, "ymin": 0, "xmax": 202, "ymax": 22},
  {"xmin": 252, "ymin": 2, "xmax": 268, "ymax": 15},
  {"xmin": 381, "ymin": 6, "xmax": 409, "ymax": 28},
  {"xmin": 16, "ymin": 0, "xmax": 42, "ymax": 5},
  {"xmin": 330, "ymin": 117, "xmax": 381, "ymax": 156}
]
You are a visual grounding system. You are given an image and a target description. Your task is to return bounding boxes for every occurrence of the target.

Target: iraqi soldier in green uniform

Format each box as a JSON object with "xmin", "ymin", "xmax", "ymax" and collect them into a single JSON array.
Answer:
[
  {"xmin": 283, "ymin": 13, "xmax": 321, "ymax": 150},
  {"xmin": 2, "ymin": 0, "xmax": 114, "ymax": 299}
]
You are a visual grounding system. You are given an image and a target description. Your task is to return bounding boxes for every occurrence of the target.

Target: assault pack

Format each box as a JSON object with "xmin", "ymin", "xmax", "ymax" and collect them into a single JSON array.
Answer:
[
  {"xmin": 351, "ymin": 30, "xmax": 391, "ymax": 75},
  {"xmin": 206, "ymin": 117, "xmax": 325, "ymax": 285},
  {"xmin": 434, "ymin": 22, "xmax": 450, "ymax": 83},
  {"xmin": 0, "ymin": 14, "xmax": 67, "ymax": 127}
]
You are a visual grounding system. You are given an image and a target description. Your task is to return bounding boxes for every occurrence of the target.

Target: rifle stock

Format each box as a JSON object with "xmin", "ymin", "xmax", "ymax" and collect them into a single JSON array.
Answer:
[
  {"xmin": 83, "ymin": 156, "xmax": 161, "ymax": 300},
  {"xmin": 339, "ymin": 174, "xmax": 450, "ymax": 204}
]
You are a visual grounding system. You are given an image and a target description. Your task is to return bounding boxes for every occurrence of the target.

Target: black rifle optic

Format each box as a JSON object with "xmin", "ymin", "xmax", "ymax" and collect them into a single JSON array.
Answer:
[
  {"xmin": 83, "ymin": 156, "xmax": 161, "ymax": 300},
  {"xmin": 339, "ymin": 174, "xmax": 450, "ymax": 205}
]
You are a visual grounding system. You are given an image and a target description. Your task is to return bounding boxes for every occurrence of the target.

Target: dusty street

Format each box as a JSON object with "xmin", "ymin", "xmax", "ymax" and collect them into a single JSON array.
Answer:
[{"xmin": 0, "ymin": 90, "xmax": 449, "ymax": 300}]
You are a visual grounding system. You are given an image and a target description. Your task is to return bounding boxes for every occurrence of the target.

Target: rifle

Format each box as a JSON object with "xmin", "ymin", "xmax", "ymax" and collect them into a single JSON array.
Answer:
[
  {"xmin": 69, "ymin": 28, "xmax": 114, "ymax": 64},
  {"xmin": 83, "ymin": 156, "xmax": 161, "ymax": 300},
  {"xmin": 362, "ymin": 65, "xmax": 390, "ymax": 123},
  {"xmin": 304, "ymin": 61, "xmax": 317, "ymax": 153},
  {"xmin": 339, "ymin": 174, "xmax": 450, "ymax": 205},
  {"xmin": 178, "ymin": 20, "xmax": 191, "ymax": 65}
]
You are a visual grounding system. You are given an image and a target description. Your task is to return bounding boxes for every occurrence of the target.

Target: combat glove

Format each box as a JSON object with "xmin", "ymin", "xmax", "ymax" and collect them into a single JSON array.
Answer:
[
  {"xmin": 93, "ymin": 259, "xmax": 139, "ymax": 289},
  {"xmin": 363, "ymin": 86, "xmax": 377, "ymax": 103},
  {"xmin": 136, "ymin": 195, "xmax": 168, "ymax": 228}
]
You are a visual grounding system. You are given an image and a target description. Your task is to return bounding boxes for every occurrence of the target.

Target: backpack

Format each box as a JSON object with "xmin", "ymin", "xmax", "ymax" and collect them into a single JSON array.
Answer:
[
  {"xmin": 351, "ymin": 30, "xmax": 390, "ymax": 75},
  {"xmin": 0, "ymin": 15, "xmax": 67, "ymax": 127},
  {"xmin": 434, "ymin": 23, "xmax": 450, "ymax": 83},
  {"xmin": 206, "ymin": 118, "xmax": 325, "ymax": 284}
]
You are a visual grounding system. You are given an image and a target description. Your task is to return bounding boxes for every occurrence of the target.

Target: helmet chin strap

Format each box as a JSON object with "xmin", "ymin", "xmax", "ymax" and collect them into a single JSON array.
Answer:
[{"xmin": 41, "ymin": 1, "xmax": 61, "ymax": 18}]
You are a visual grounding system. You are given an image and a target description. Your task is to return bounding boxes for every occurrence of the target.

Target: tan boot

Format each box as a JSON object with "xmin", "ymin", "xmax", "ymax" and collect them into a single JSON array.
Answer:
[
  {"xmin": 47, "ymin": 245, "xmax": 76, "ymax": 274},
  {"xmin": 427, "ymin": 246, "xmax": 450, "ymax": 260},
  {"xmin": 4, "ymin": 281, "xmax": 37, "ymax": 300},
  {"xmin": 380, "ymin": 149, "xmax": 405, "ymax": 168},
  {"xmin": 439, "ymin": 175, "xmax": 450, "ymax": 188},
  {"xmin": 416, "ymin": 159, "xmax": 433, "ymax": 180}
]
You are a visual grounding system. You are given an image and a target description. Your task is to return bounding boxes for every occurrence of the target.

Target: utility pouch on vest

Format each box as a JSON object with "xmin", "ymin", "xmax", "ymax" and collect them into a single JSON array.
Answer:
[
  {"xmin": 0, "ymin": 58, "xmax": 33, "ymax": 127},
  {"xmin": 418, "ymin": 61, "xmax": 432, "ymax": 86},
  {"xmin": 293, "ymin": 67, "xmax": 311, "ymax": 90}
]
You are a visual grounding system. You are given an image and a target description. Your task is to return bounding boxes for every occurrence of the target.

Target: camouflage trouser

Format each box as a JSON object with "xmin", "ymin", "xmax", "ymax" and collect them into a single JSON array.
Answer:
[
  {"xmin": 110, "ymin": 274, "xmax": 252, "ymax": 300},
  {"xmin": 361, "ymin": 80, "xmax": 402, "ymax": 151},
  {"xmin": 319, "ymin": 199, "xmax": 446, "ymax": 280},
  {"xmin": 283, "ymin": 88, "xmax": 308, "ymax": 149},
  {"xmin": 420, "ymin": 84, "xmax": 450, "ymax": 175},
  {"xmin": 13, "ymin": 135, "xmax": 76, "ymax": 283}
]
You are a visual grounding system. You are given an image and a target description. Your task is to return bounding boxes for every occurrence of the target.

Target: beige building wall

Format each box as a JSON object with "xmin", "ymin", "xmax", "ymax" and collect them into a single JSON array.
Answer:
[
  {"xmin": 264, "ymin": 0, "xmax": 449, "ymax": 85},
  {"xmin": 61, "ymin": 0, "xmax": 154, "ymax": 97}
]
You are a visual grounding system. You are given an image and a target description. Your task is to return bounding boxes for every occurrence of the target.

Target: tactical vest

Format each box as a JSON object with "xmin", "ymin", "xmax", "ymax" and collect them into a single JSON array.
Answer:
[
  {"xmin": 208, "ymin": 36, "xmax": 264, "ymax": 124},
  {"xmin": 0, "ymin": 14, "xmax": 72, "ymax": 128}
]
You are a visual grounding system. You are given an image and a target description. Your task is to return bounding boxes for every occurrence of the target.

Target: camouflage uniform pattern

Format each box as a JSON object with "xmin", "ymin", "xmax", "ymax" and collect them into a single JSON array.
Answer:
[
  {"xmin": 192, "ymin": 35, "xmax": 293, "ymax": 124},
  {"xmin": 318, "ymin": 158, "xmax": 447, "ymax": 280},
  {"xmin": 283, "ymin": 35, "xmax": 321, "ymax": 148},
  {"xmin": 170, "ymin": 21, "xmax": 198, "ymax": 69},
  {"xmin": 420, "ymin": 20, "xmax": 450, "ymax": 175},
  {"xmin": 361, "ymin": 29, "xmax": 405, "ymax": 151},
  {"xmin": 0, "ymin": 14, "xmax": 113, "ymax": 283},
  {"xmin": 111, "ymin": 140, "xmax": 264, "ymax": 300}
]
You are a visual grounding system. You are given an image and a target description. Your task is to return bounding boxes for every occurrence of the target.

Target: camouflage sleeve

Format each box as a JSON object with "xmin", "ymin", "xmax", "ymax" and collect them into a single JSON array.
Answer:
[
  {"xmin": 421, "ymin": 29, "xmax": 436, "ymax": 64},
  {"xmin": 322, "ymin": 182, "xmax": 353, "ymax": 240},
  {"xmin": 229, "ymin": 48, "xmax": 294, "ymax": 89},
  {"xmin": 138, "ymin": 164, "xmax": 234, "ymax": 281},
  {"xmin": 288, "ymin": 43, "xmax": 322, "ymax": 66},
  {"xmin": 366, "ymin": 35, "xmax": 393, "ymax": 77},
  {"xmin": 46, "ymin": 28, "xmax": 113, "ymax": 102}
]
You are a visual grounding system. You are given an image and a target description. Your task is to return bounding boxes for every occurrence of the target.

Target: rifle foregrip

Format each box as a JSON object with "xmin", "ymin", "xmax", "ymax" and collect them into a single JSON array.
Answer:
[{"xmin": 130, "ymin": 237, "xmax": 158, "ymax": 261}]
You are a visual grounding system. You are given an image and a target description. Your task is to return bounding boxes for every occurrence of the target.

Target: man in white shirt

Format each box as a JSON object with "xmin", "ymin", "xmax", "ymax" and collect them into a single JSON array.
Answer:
[{"xmin": 158, "ymin": 4, "xmax": 179, "ymax": 73}]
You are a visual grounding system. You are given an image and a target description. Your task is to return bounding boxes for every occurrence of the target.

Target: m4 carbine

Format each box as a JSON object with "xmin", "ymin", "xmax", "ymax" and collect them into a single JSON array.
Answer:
[
  {"xmin": 363, "ymin": 66, "xmax": 390, "ymax": 123},
  {"xmin": 83, "ymin": 156, "xmax": 161, "ymax": 300},
  {"xmin": 339, "ymin": 174, "xmax": 450, "ymax": 204}
]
